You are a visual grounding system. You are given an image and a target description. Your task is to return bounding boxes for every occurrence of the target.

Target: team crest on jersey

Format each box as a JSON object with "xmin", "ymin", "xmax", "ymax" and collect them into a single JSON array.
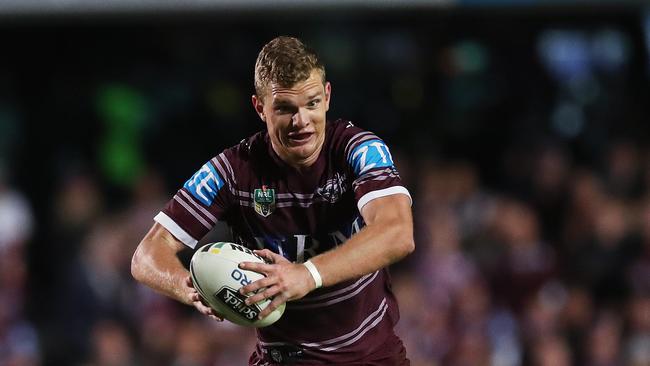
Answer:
[
  {"xmin": 254, "ymin": 185, "xmax": 276, "ymax": 217},
  {"xmin": 315, "ymin": 172, "xmax": 347, "ymax": 203}
]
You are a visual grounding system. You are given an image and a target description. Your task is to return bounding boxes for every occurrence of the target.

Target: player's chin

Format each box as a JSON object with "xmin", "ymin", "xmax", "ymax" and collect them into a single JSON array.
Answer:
[
  {"xmin": 288, "ymin": 150, "xmax": 315, "ymax": 164},
  {"xmin": 285, "ymin": 144, "xmax": 314, "ymax": 158}
]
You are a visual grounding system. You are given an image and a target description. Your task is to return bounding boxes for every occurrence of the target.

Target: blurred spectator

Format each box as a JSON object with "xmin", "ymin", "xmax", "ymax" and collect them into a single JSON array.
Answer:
[
  {"xmin": 417, "ymin": 208, "xmax": 478, "ymax": 308},
  {"xmin": 571, "ymin": 196, "xmax": 638, "ymax": 305},
  {"xmin": 530, "ymin": 335, "xmax": 572, "ymax": 366},
  {"xmin": 628, "ymin": 197, "xmax": 650, "ymax": 295},
  {"xmin": 604, "ymin": 141, "xmax": 644, "ymax": 200},
  {"xmin": 137, "ymin": 302, "xmax": 181, "ymax": 366},
  {"xmin": 624, "ymin": 294, "xmax": 650, "ymax": 366},
  {"xmin": 530, "ymin": 144, "xmax": 571, "ymax": 243},
  {"xmin": 560, "ymin": 286, "xmax": 594, "ymax": 365},
  {"xmin": 0, "ymin": 168, "xmax": 33, "ymax": 252},
  {"xmin": 394, "ymin": 273, "xmax": 452, "ymax": 365},
  {"xmin": 51, "ymin": 172, "xmax": 104, "ymax": 280},
  {"xmin": 172, "ymin": 317, "xmax": 215, "ymax": 366},
  {"xmin": 87, "ymin": 319, "xmax": 136, "ymax": 366},
  {"xmin": 563, "ymin": 171, "xmax": 606, "ymax": 247},
  {"xmin": 50, "ymin": 215, "xmax": 134, "ymax": 364},
  {"xmin": 490, "ymin": 199, "xmax": 556, "ymax": 313},
  {"xmin": 586, "ymin": 311, "xmax": 623, "ymax": 366},
  {"xmin": 0, "ymin": 168, "xmax": 40, "ymax": 365}
]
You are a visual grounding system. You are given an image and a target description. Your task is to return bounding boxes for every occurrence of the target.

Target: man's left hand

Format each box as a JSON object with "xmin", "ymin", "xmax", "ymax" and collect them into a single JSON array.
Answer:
[{"xmin": 239, "ymin": 249, "xmax": 317, "ymax": 319}]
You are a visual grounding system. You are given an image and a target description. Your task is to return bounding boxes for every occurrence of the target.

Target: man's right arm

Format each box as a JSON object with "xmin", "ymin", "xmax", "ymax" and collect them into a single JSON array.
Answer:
[{"xmin": 131, "ymin": 222, "xmax": 222, "ymax": 319}]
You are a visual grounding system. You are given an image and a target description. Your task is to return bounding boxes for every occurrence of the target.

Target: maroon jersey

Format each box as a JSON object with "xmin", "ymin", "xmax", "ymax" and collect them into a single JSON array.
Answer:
[{"xmin": 155, "ymin": 119, "xmax": 411, "ymax": 365}]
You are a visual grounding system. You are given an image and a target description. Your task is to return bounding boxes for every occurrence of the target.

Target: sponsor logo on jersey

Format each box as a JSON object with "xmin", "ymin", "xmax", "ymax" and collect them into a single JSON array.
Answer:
[
  {"xmin": 254, "ymin": 185, "xmax": 276, "ymax": 217},
  {"xmin": 252, "ymin": 215, "xmax": 365, "ymax": 262},
  {"xmin": 315, "ymin": 172, "xmax": 347, "ymax": 204},
  {"xmin": 184, "ymin": 162, "xmax": 224, "ymax": 206},
  {"xmin": 349, "ymin": 139, "xmax": 394, "ymax": 175}
]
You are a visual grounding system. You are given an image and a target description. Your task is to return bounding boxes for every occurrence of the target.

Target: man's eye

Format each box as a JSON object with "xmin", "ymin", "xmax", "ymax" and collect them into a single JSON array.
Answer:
[{"xmin": 307, "ymin": 99, "xmax": 321, "ymax": 108}]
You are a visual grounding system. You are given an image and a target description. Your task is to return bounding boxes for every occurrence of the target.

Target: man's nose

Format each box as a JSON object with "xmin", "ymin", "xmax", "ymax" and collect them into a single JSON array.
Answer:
[{"xmin": 292, "ymin": 108, "xmax": 310, "ymax": 127}]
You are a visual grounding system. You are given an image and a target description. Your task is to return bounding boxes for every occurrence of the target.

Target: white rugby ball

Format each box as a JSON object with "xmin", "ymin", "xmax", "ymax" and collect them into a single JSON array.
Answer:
[{"xmin": 190, "ymin": 242, "xmax": 285, "ymax": 327}]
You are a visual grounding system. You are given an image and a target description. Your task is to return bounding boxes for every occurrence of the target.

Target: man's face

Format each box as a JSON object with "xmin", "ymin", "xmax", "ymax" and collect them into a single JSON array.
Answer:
[{"xmin": 252, "ymin": 70, "xmax": 331, "ymax": 169}]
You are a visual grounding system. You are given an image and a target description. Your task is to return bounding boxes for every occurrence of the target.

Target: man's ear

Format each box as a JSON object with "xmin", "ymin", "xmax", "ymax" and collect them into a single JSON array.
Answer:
[
  {"xmin": 324, "ymin": 82, "xmax": 332, "ymax": 112},
  {"xmin": 251, "ymin": 94, "xmax": 266, "ymax": 122}
]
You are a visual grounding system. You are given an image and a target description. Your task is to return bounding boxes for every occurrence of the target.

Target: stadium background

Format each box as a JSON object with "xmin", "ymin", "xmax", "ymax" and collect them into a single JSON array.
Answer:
[{"xmin": 0, "ymin": 1, "xmax": 649, "ymax": 365}]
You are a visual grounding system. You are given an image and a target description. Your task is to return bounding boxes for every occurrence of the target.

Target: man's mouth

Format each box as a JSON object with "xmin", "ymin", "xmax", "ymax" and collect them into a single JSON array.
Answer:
[{"xmin": 287, "ymin": 132, "xmax": 313, "ymax": 144}]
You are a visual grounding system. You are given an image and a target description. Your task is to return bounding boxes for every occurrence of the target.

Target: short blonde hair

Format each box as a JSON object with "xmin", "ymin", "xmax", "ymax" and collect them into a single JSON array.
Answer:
[{"xmin": 254, "ymin": 36, "xmax": 325, "ymax": 99}]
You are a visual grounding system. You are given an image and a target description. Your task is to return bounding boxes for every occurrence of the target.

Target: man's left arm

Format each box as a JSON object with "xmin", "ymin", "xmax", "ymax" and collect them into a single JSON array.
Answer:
[
  {"xmin": 240, "ymin": 193, "xmax": 414, "ymax": 319},
  {"xmin": 311, "ymin": 193, "xmax": 414, "ymax": 285}
]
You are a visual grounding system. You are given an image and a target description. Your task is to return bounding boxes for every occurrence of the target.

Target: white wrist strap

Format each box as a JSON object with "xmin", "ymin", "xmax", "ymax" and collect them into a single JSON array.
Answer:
[{"xmin": 303, "ymin": 260, "xmax": 322, "ymax": 289}]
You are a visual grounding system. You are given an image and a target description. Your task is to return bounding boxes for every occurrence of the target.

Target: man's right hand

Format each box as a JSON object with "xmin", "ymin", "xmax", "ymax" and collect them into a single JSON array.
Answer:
[
  {"xmin": 185, "ymin": 276, "xmax": 224, "ymax": 322},
  {"xmin": 132, "ymin": 223, "xmax": 225, "ymax": 322}
]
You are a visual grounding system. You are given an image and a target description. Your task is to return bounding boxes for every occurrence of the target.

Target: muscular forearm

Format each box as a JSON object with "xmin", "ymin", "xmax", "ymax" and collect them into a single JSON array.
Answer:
[
  {"xmin": 310, "ymin": 196, "xmax": 414, "ymax": 287},
  {"xmin": 131, "ymin": 224, "xmax": 192, "ymax": 305},
  {"xmin": 132, "ymin": 243, "xmax": 189, "ymax": 304}
]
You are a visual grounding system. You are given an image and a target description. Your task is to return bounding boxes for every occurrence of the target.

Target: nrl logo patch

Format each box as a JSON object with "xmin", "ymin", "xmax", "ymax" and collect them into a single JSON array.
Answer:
[{"xmin": 254, "ymin": 185, "xmax": 276, "ymax": 217}]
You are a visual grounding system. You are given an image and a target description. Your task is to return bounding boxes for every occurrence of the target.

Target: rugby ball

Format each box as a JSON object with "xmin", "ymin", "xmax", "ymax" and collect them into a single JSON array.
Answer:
[{"xmin": 189, "ymin": 242, "xmax": 285, "ymax": 327}]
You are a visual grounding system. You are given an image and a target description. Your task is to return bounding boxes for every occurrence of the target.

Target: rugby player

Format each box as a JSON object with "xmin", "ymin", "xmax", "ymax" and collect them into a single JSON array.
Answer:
[{"xmin": 131, "ymin": 36, "xmax": 414, "ymax": 365}]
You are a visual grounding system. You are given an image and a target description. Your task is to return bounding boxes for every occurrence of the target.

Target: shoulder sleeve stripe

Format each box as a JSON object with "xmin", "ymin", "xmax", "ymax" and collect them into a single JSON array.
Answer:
[
  {"xmin": 347, "ymin": 135, "xmax": 382, "ymax": 160},
  {"xmin": 353, "ymin": 168, "xmax": 400, "ymax": 190},
  {"xmin": 210, "ymin": 157, "xmax": 233, "ymax": 192},
  {"xmin": 154, "ymin": 212, "xmax": 199, "ymax": 248},
  {"xmin": 218, "ymin": 153, "xmax": 238, "ymax": 186},
  {"xmin": 236, "ymin": 190, "xmax": 251, "ymax": 198},
  {"xmin": 173, "ymin": 195, "xmax": 212, "ymax": 229},
  {"xmin": 344, "ymin": 131, "xmax": 374, "ymax": 160},
  {"xmin": 355, "ymin": 167, "xmax": 395, "ymax": 180},
  {"xmin": 179, "ymin": 189, "xmax": 218, "ymax": 223},
  {"xmin": 353, "ymin": 175, "xmax": 401, "ymax": 192},
  {"xmin": 357, "ymin": 186, "xmax": 412, "ymax": 212}
]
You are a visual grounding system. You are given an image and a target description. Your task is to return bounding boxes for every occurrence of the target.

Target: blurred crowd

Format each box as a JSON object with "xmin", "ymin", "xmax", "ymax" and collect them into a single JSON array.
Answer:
[{"xmin": 394, "ymin": 142, "xmax": 650, "ymax": 366}]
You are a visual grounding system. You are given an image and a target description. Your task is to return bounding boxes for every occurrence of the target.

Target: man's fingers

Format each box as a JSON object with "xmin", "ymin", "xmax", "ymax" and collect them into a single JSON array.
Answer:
[
  {"xmin": 245, "ymin": 285, "xmax": 280, "ymax": 305},
  {"xmin": 208, "ymin": 314, "xmax": 224, "ymax": 322},
  {"xmin": 254, "ymin": 249, "xmax": 286, "ymax": 263},
  {"xmin": 259, "ymin": 294, "xmax": 287, "ymax": 319},
  {"xmin": 239, "ymin": 261, "xmax": 273, "ymax": 274},
  {"xmin": 240, "ymin": 276, "xmax": 275, "ymax": 295},
  {"xmin": 253, "ymin": 249, "xmax": 274, "ymax": 261},
  {"xmin": 193, "ymin": 300, "xmax": 224, "ymax": 321},
  {"xmin": 193, "ymin": 300, "xmax": 211, "ymax": 313}
]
